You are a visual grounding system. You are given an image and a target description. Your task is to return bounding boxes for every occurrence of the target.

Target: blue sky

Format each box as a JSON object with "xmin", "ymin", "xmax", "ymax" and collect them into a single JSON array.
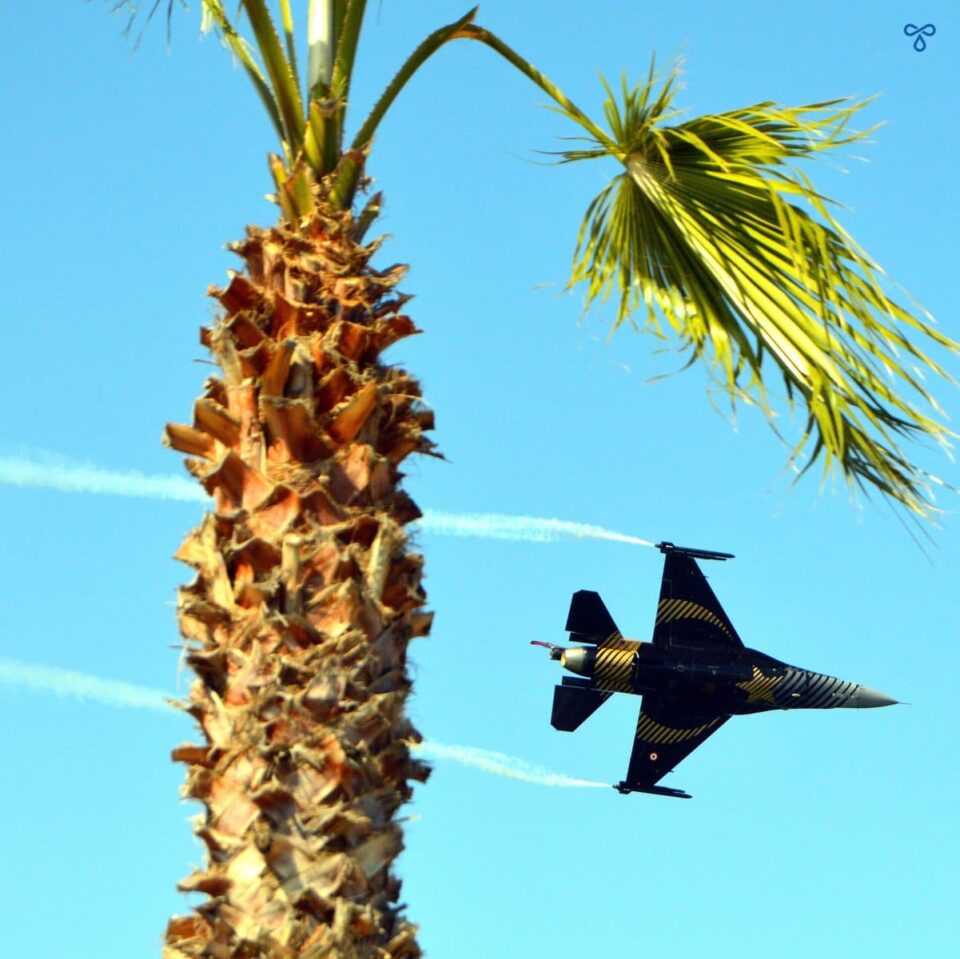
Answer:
[{"xmin": 1, "ymin": 2, "xmax": 958, "ymax": 956}]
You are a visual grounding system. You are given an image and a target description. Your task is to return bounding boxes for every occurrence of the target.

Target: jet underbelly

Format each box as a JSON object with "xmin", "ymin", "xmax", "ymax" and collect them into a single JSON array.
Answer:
[{"xmin": 593, "ymin": 639, "xmax": 639, "ymax": 693}]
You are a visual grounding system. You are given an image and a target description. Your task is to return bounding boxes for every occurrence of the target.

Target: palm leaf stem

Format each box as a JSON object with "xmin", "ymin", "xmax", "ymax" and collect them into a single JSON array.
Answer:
[
  {"xmin": 338, "ymin": 13, "xmax": 616, "ymax": 208},
  {"xmin": 277, "ymin": 0, "xmax": 299, "ymax": 84},
  {"xmin": 455, "ymin": 25, "xmax": 617, "ymax": 152},
  {"xmin": 201, "ymin": 1, "xmax": 284, "ymax": 144},
  {"xmin": 331, "ymin": 6, "xmax": 479, "ymax": 207},
  {"xmin": 240, "ymin": 0, "xmax": 305, "ymax": 158},
  {"xmin": 331, "ymin": 0, "xmax": 367, "ymax": 111},
  {"xmin": 325, "ymin": 0, "xmax": 367, "ymax": 173},
  {"xmin": 307, "ymin": 0, "xmax": 333, "ymax": 95}
]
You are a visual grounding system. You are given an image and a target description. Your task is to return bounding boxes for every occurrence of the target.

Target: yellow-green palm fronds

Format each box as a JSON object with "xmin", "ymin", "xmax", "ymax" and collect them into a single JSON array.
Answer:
[{"xmin": 557, "ymin": 61, "xmax": 958, "ymax": 516}]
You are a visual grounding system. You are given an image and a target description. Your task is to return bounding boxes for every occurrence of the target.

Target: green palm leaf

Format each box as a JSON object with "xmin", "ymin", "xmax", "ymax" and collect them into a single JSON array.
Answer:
[{"xmin": 559, "ymin": 62, "xmax": 957, "ymax": 515}]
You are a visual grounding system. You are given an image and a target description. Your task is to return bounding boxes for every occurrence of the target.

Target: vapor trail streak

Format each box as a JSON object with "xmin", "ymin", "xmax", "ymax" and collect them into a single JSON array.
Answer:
[
  {"xmin": 0, "ymin": 454, "xmax": 653, "ymax": 547},
  {"xmin": 412, "ymin": 740, "xmax": 607, "ymax": 789},
  {"xmin": 0, "ymin": 454, "xmax": 203, "ymax": 501},
  {"xmin": 0, "ymin": 657, "xmax": 604, "ymax": 789},
  {"xmin": 0, "ymin": 657, "xmax": 172, "ymax": 713},
  {"xmin": 417, "ymin": 510, "xmax": 653, "ymax": 546}
]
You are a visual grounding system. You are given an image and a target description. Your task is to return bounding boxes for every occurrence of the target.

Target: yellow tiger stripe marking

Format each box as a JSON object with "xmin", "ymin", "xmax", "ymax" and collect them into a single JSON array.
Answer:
[
  {"xmin": 656, "ymin": 598, "xmax": 730, "ymax": 636},
  {"xmin": 635, "ymin": 713, "xmax": 720, "ymax": 744},
  {"xmin": 594, "ymin": 641, "xmax": 637, "ymax": 693},
  {"xmin": 599, "ymin": 632, "xmax": 639, "ymax": 652}
]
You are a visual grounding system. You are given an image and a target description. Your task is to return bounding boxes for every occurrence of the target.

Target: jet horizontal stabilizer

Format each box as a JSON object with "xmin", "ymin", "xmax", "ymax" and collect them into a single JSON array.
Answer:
[
  {"xmin": 614, "ymin": 781, "xmax": 692, "ymax": 799},
  {"xmin": 565, "ymin": 590, "xmax": 620, "ymax": 641},
  {"xmin": 656, "ymin": 542, "xmax": 734, "ymax": 562},
  {"xmin": 551, "ymin": 684, "xmax": 611, "ymax": 732}
]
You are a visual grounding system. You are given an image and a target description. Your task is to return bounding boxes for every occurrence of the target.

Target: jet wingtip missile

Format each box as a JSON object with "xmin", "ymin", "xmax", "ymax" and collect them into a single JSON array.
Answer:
[
  {"xmin": 614, "ymin": 781, "xmax": 693, "ymax": 799},
  {"xmin": 656, "ymin": 541, "xmax": 734, "ymax": 561}
]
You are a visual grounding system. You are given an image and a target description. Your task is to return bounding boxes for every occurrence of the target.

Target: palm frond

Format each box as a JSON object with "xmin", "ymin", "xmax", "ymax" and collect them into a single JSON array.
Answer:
[
  {"xmin": 109, "ymin": 0, "xmax": 186, "ymax": 45},
  {"xmin": 559, "ymin": 62, "xmax": 958, "ymax": 516}
]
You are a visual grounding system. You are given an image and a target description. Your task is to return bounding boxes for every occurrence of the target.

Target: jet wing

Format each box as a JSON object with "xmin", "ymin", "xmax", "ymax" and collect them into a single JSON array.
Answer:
[
  {"xmin": 652, "ymin": 551, "xmax": 743, "ymax": 649},
  {"xmin": 618, "ymin": 693, "xmax": 729, "ymax": 797}
]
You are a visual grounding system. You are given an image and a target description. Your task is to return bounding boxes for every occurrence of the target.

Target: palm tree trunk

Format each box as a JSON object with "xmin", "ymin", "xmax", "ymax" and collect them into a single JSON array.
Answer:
[{"xmin": 163, "ymin": 195, "xmax": 434, "ymax": 959}]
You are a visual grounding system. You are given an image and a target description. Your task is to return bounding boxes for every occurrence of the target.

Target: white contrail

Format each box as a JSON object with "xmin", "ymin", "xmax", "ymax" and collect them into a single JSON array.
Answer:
[
  {"xmin": 0, "ymin": 453, "xmax": 203, "ymax": 502},
  {"xmin": 0, "ymin": 657, "xmax": 172, "ymax": 713},
  {"xmin": 417, "ymin": 510, "xmax": 653, "ymax": 546},
  {"xmin": 412, "ymin": 740, "xmax": 607, "ymax": 789},
  {"xmin": 0, "ymin": 453, "xmax": 653, "ymax": 547},
  {"xmin": 0, "ymin": 657, "xmax": 605, "ymax": 789}
]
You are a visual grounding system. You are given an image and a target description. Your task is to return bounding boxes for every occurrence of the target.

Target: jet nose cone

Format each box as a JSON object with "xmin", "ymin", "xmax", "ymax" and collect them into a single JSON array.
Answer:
[{"xmin": 842, "ymin": 684, "xmax": 899, "ymax": 708}]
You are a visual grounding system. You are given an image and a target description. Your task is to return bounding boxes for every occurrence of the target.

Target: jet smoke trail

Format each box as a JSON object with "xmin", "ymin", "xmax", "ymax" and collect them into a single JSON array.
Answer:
[
  {"xmin": 412, "ymin": 740, "xmax": 607, "ymax": 789},
  {"xmin": 0, "ymin": 657, "xmax": 172, "ymax": 713},
  {"xmin": 0, "ymin": 658, "xmax": 605, "ymax": 789},
  {"xmin": 0, "ymin": 453, "xmax": 653, "ymax": 547},
  {"xmin": 417, "ymin": 510, "xmax": 653, "ymax": 546},
  {"xmin": 0, "ymin": 453, "xmax": 203, "ymax": 502}
]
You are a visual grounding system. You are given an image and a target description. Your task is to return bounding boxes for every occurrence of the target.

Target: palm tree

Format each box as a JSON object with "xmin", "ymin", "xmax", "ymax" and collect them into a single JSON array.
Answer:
[{"xmin": 115, "ymin": 3, "xmax": 957, "ymax": 957}]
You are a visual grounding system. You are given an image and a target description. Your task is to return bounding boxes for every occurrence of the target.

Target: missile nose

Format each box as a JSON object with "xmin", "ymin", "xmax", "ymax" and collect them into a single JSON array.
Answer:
[{"xmin": 842, "ymin": 684, "xmax": 899, "ymax": 708}]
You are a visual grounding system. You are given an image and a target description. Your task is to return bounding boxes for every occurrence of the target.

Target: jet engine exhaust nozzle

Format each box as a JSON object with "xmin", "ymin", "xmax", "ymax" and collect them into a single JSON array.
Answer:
[{"xmin": 560, "ymin": 646, "xmax": 595, "ymax": 678}]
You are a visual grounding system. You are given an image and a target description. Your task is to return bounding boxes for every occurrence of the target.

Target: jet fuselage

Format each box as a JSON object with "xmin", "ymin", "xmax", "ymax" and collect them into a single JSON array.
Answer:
[{"xmin": 556, "ymin": 638, "xmax": 896, "ymax": 714}]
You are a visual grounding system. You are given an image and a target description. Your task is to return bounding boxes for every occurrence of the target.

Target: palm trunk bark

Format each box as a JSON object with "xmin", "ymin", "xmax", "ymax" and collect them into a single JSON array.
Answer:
[{"xmin": 163, "ymin": 196, "xmax": 434, "ymax": 959}]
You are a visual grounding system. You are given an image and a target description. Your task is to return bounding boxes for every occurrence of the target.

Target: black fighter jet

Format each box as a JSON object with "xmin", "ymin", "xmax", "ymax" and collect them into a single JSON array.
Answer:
[{"xmin": 532, "ymin": 542, "xmax": 897, "ymax": 798}]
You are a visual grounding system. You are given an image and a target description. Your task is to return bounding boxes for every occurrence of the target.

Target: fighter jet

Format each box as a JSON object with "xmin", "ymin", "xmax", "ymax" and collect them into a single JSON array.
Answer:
[{"xmin": 532, "ymin": 542, "xmax": 897, "ymax": 798}]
